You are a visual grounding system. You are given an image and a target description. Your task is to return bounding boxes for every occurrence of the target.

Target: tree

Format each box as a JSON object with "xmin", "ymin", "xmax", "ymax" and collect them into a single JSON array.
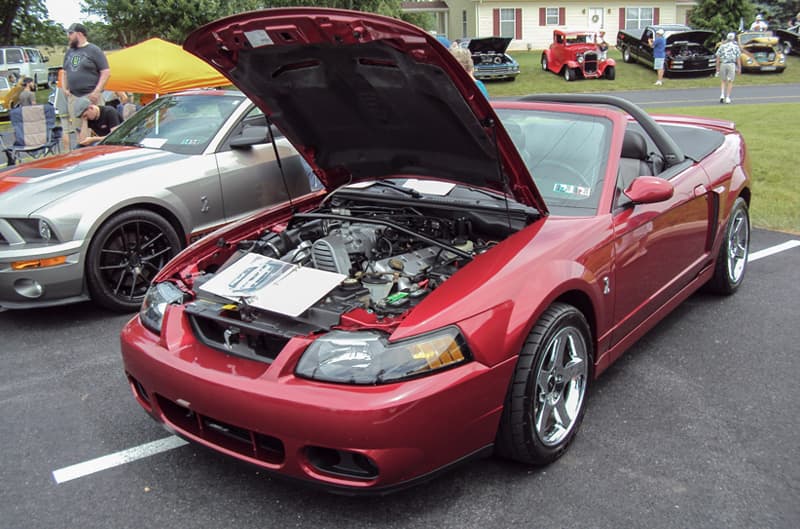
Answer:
[
  {"xmin": 1, "ymin": 0, "xmax": 65, "ymax": 46},
  {"xmin": 690, "ymin": 0, "xmax": 756, "ymax": 41},
  {"xmin": 80, "ymin": 0, "xmax": 427, "ymax": 47}
]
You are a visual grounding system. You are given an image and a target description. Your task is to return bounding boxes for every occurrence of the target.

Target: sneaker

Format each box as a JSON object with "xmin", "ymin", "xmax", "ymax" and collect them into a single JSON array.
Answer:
[
  {"xmin": 654, "ymin": 80, "xmax": 662, "ymax": 86},
  {"xmin": 720, "ymin": 96, "xmax": 725, "ymax": 103},
  {"xmin": 725, "ymin": 97, "xmax": 731, "ymax": 104}
]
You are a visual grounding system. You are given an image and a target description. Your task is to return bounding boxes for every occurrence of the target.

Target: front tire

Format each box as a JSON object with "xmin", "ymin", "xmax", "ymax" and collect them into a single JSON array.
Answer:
[
  {"xmin": 564, "ymin": 67, "xmax": 576, "ymax": 81},
  {"xmin": 496, "ymin": 303, "xmax": 592, "ymax": 465},
  {"xmin": 604, "ymin": 65, "xmax": 616, "ymax": 80},
  {"xmin": 783, "ymin": 41, "xmax": 792, "ymax": 56},
  {"xmin": 86, "ymin": 209, "xmax": 182, "ymax": 312},
  {"xmin": 541, "ymin": 54, "xmax": 549, "ymax": 72},
  {"xmin": 706, "ymin": 197, "xmax": 750, "ymax": 295}
]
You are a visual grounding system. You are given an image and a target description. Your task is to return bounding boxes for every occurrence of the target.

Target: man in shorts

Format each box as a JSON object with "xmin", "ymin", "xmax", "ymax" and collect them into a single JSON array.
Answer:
[
  {"xmin": 715, "ymin": 32, "xmax": 741, "ymax": 104},
  {"xmin": 649, "ymin": 28, "xmax": 666, "ymax": 86}
]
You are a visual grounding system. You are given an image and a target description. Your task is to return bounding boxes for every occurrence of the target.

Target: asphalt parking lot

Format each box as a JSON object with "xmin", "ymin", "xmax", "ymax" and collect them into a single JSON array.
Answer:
[{"xmin": 1, "ymin": 228, "xmax": 798, "ymax": 529}]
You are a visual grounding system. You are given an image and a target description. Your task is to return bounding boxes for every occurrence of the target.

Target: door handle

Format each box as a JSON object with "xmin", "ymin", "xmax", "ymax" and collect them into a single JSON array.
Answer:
[{"xmin": 693, "ymin": 184, "xmax": 707, "ymax": 197}]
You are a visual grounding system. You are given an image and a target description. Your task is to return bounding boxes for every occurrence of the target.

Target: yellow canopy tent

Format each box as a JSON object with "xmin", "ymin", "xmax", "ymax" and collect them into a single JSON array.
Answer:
[{"xmin": 104, "ymin": 37, "xmax": 230, "ymax": 95}]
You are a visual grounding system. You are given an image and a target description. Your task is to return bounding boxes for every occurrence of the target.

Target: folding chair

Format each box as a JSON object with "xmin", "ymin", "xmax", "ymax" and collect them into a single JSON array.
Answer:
[{"xmin": 1, "ymin": 103, "xmax": 63, "ymax": 166}]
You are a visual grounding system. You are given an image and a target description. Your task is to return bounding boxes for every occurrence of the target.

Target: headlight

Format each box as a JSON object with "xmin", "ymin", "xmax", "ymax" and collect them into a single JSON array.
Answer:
[
  {"xmin": 6, "ymin": 218, "xmax": 58, "ymax": 242},
  {"xmin": 139, "ymin": 282, "xmax": 185, "ymax": 334},
  {"xmin": 38, "ymin": 219, "xmax": 52, "ymax": 241},
  {"xmin": 296, "ymin": 327, "xmax": 471, "ymax": 385},
  {"xmin": 577, "ymin": 54, "xmax": 584, "ymax": 63}
]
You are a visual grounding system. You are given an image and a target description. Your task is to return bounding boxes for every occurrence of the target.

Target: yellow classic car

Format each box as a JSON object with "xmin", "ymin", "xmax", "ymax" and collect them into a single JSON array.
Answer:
[{"xmin": 737, "ymin": 31, "xmax": 786, "ymax": 73}]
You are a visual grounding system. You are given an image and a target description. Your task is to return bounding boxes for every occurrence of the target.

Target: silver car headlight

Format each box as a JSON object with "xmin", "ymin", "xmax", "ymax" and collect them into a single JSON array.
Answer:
[
  {"xmin": 295, "ymin": 327, "xmax": 471, "ymax": 385},
  {"xmin": 6, "ymin": 218, "xmax": 59, "ymax": 242},
  {"xmin": 139, "ymin": 282, "xmax": 185, "ymax": 334},
  {"xmin": 577, "ymin": 54, "xmax": 584, "ymax": 63}
]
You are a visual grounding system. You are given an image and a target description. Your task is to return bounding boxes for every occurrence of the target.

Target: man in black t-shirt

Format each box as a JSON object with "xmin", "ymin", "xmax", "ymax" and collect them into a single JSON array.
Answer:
[{"xmin": 73, "ymin": 96, "xmax": 121, "ymax": 146}]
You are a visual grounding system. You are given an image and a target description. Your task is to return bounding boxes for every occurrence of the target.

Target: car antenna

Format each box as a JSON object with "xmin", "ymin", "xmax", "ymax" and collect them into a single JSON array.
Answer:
[
  {"xmin": 486, "ymin": 117, "xmax": 514, "ymax": 232},
  {"xmin": 265, "ymin": 115, "xmax": 295, "ymax": 210}
]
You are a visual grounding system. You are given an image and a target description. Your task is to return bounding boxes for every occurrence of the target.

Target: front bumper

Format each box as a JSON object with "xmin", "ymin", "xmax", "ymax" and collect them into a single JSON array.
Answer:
[
  {"xmin": 0, "ymin": 240, "xmax": 87, "ymax": 308},
  {"xmin": 120, "ymin": 305, "xmax": 514, "ymax": 492}
]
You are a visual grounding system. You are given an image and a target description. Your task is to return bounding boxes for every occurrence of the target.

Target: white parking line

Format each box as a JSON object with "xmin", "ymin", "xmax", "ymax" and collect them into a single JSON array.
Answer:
[
  {"xmin": 52, "ymin": 436, "xmax": 188, "ymax": 484},
  {"xmin": 49, "ymin": 240, "xmax": 799, "ymax": 484},
  {"xmin": 748, "ymin": 240, "xmax": 800, "ymax": 262}
]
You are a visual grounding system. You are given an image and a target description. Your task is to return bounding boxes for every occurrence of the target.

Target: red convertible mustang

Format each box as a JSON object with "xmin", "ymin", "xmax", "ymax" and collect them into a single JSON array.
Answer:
[{"xmin": 121, "ymin": 8, "xmax": 751, "ymax": 493}]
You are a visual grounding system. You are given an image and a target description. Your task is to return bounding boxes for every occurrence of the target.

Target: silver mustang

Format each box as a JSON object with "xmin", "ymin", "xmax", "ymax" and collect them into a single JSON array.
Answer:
[{"xmin": 0, "ymin": 90, "xmax": 315, "ymax": 311}]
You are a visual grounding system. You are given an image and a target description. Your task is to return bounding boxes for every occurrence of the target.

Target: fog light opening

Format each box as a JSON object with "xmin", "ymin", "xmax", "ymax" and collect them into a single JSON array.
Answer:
[{"xmin": 305, "ymin": 446, "xmax": 379, "ymax": 480}]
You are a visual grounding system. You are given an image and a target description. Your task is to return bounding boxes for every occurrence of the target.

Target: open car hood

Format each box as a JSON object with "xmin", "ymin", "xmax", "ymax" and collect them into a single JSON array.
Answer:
[
  {"xmin": 740, "ymin": 33, "xmax": 779, "ymax": 47},
  {"xmin": 184, "ymin": 8, "xmax": 544, "ymax": 210},
  {"xmin": 666, "ymin": 30, "xmax": 714, "ymax": 45},
  {"xmin": 466, "ymin": 37, "xmax": 513, "ymax": 54}
]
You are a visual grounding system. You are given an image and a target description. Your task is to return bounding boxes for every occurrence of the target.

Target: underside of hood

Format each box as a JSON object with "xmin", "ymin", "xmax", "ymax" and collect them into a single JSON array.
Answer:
[
  {"xmin": 666, "ymin": 30, "xmax": 714, "ymax": 45},
  {"xmin": 183, "ymin": 8, "xmax": 543, "ymax": 210},
  {"xmin": 466, "ymin": 37, "xmax": 513, "ymax": 54}
]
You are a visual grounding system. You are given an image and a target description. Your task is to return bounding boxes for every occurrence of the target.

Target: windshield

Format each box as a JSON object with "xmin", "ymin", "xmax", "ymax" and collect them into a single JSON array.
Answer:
[
  {"xmin": 496, "ymin": 108, "xmax": 612, "ymax": 216},
  {"xmin": 103, "ymin": 93, "xmax": 244, "ymax": 155}
]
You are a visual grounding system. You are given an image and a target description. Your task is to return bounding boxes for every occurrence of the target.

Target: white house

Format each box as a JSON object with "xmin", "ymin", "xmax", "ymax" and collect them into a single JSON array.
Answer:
[{"xmin": 401, "ymin": 1, "xmax": 698, "ymax": 50}]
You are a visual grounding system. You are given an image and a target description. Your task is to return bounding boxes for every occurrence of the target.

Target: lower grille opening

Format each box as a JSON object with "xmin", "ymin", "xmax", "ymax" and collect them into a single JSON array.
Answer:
[
  {"xmin": 306, "ymin": 446, "xmax": 379, "ymax": 480},
  {"xmin": 157, "ymin": 395, "xmax": 285, "ymax": 465}
]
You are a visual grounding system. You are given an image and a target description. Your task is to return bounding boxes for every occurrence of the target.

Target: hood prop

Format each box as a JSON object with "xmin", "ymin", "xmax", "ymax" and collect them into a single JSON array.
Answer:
[
  {"xmin": 486, "ymin": 117, "xmax": 514, "ymax": 234},
  {"xmin": 266, "ymin": 115, "xmax": 294, "ymax": 210}
]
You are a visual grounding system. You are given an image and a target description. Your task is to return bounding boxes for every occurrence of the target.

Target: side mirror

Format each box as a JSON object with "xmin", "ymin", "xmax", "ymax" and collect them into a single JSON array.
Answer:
[
  {"xmin": 230, "ymin": 125, "xmax": 270, "ymax": 149},
  {"xmin": 624, "ymin": 176, "xmax": 674, "ymax": 204},
  {"xmin": 229, "ymin": 124, "xmax": 283, "ymax": 149}
]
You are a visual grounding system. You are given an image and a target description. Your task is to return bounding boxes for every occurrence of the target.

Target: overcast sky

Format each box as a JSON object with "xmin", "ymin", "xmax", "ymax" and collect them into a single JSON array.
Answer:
[{"xmin": 46, "ymin": 0, "xmax": 89, "ymax": 27}]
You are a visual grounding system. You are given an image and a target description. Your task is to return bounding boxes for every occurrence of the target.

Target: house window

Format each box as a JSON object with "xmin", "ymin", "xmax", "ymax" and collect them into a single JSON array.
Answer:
[
  {"xmin": 545, "ymin": 7, "xmax": 560, "ymax": 25},
  {"xmin": 462, "ymin": 10, "xmax": 468, "ymax": 38},
  {"xmin": 625, "ymin": 7, "xmax": 654, "ymax": 29},
  {"xmin": 499, "ymin": 8, "xmax": 516, "ymax": 38}
]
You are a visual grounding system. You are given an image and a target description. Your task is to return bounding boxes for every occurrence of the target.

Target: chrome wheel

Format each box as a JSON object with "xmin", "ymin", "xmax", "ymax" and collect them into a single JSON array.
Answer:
[
  {"xmin": 533, "ymin": 326, "xmax": 588, "ymax": 446},
  {"xmin": 706, "ymin": 197, "xmax": 749, "ymax": 295},
  {"xmin": 496, "ymin": 303, "xmax": 592, "ymax": 465},
  {"xmin": 726, "ymin": 205, "xmax": 749, "ymax": 284}
]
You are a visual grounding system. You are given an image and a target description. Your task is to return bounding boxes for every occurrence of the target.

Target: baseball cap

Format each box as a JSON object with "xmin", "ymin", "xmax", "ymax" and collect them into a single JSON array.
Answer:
[
  {"xmin": 73, "ymin": 97, "xmax": 91, "ymax": 118},
  {"xmin": 67, "ymin": 23, "xmax": 87, "ymax": 35},
  {"xmin": 655, "ymin": 28, "xmax": 665, "ymax": 35}
]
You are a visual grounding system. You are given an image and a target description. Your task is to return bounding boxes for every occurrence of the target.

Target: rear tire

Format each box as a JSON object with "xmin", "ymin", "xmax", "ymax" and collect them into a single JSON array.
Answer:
[
  {"xmin": 706, "ymin": 197, "xmax": 749, "ymax": 295},
  {"xmin": 622, "ymin": 48, "xmax": 633, "ymax": 63},
  {"xmin": 496, "ymin": 303, "xmax": 592, "ymax": 465},
  {"xmin": 86, "ymin": 209, "xmax": 182, "ymax": 312}
]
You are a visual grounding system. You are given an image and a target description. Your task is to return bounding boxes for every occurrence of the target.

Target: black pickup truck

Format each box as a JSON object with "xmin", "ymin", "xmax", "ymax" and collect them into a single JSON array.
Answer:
[{"xmin": 616, "ymin": 24, "xmax": 717, "ymax": 75}]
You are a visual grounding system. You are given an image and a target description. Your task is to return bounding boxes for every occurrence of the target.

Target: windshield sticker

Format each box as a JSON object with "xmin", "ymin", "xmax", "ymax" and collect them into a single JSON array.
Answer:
[
  {"xmin": 244, "ymin": 29, "xmax": 274, "ymax": 48},
  {"xmin": 140, "ymin": 138, "xmax": 168, "ymax": 148},
  {"xmin": 552, "ymin": 183, "xmax": 591, "ymax": 197}
]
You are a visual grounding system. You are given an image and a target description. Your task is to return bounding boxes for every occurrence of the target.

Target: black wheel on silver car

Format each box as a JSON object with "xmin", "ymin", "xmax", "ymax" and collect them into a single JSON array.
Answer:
[
  {"xmin": 496, "ymin": 303, "xmax": 592, "ymax": 465},
  {"xmin": 86, "ymin": 209, "xmax": 182, "ymax": 312},
  {"xmin": 706, "ymin": 197, "xmax": 750, "ymax": 295}
]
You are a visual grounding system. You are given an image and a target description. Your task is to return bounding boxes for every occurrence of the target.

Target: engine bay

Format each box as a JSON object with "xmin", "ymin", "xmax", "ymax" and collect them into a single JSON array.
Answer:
[{"xmin": 190, "ymin": 182, "xmax": 536, "ymax": 333}]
